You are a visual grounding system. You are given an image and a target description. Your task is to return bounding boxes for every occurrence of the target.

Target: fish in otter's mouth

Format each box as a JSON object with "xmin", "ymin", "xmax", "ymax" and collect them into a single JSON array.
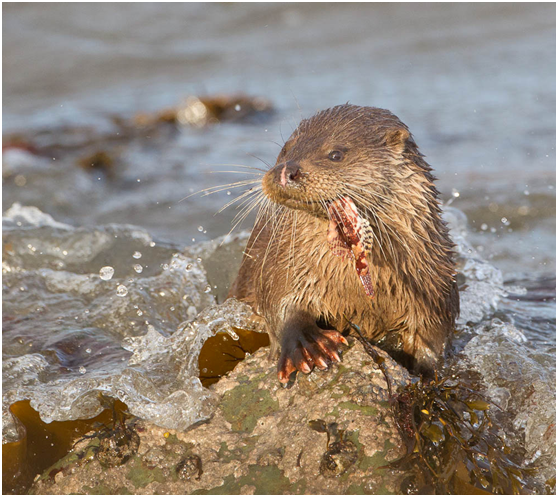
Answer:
[{"xmin": 326, "ymin": 197, "xmax": 375, "ymax": 298}]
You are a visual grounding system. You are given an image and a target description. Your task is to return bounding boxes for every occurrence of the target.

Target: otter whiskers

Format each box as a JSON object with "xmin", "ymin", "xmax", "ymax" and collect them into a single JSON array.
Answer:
[{"xmin": 180, "ymin": 165, "xmax": 269, "ymax": 245}]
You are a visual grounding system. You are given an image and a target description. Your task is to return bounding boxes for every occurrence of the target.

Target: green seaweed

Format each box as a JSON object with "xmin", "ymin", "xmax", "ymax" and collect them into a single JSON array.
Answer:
[
  {"xmin": 344, "ymin": 431, "xmax": 394, "ymax": 472},
  {"xmin": 217, "ymin": 437, "xmax": 259, "ymax": 463},
  {"xmin": 338, "ymin": 401, "xmax": 378, "ymax": 416},
  {"xmin": 346, "ymin": 483, "xmax": 366, "ymax": 494},
  {"xmin": 193, "ymin": 464, "xmax": 291, "ymax": 494},
  {"xmin": 220, "ymin": 381, "xmax": 279, "ymax": 433},
  {"xmin": 331, "ymin": 384, "xmax": 351, "ymax": 399},
  {"xmin": 83, "ymin": 484, "xmax": 122, "ymax": 495},
  {"xmin": 325, "ymin": 406, "xmax": 340, "ymax": 418},
  {"xmin": 328, "ymin": 365, "xmax": 349, "ymax": 387},
  {"xmin": 163, "ymin": 433, "xmax": 180, "ymax": 444},
  {"xmin": 126, "ymin": 457, "xmax": 166, "ymax": 489}
]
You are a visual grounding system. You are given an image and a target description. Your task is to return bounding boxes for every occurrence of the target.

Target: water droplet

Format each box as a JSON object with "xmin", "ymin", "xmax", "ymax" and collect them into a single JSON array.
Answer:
[
  {"xmin": 134, "ymin": 264, "xmax": 143, "ymax": 273},
  {"xmin": 197, "ymin": 226, "xmax": 204, "ymax": 232},
  {"xmin": 99, "ymin": 266, "xmax": 115, "ymax": 280},
  {"xmin": 234, "ymin": 104, "xmax": 241, "ymax": 111},
  {"xmin": 185, "ymin": 264, "xmax": 192, "ymax": 272},
  {"xmin": 197, "ymin": 257, "xmax": 202, "ymax": 263},
  {"xmin": 116, "ymin": 285, "xmax": 128, "ymax": 297},
  {"xmin": 490, "ymin": 227, "xmax": 497, "ymax": 233},
  {"xmin": 204, "ymin": 285, "xmax": 212, "ymax": 293},
  {"xmin": 14, "ymin": 175, "xmax": 26, "ymax": 187},
  {"xmin": 85, "ymin": 348, "xmax": 92, "ymax": 354},
  {"xmin": 501, "ymin": 217, "xmax": 510, "ymax": 226},
  {"xmin": 227, "ymin": 191, "xmax": 231, "ymax": 195},
  {"xmin": 149, "ymin": 241, "xmax": 156, "ymax": 247},
  {"xmin": 480, "ymin": 223, "xmax": 488, "ymax": 231},
  {"xmin": 133, "ymin": 251, "xmax": 142, "ymax": 259},
  {"xmin": 451, "ymin": 188, "xmax": 460, "ymax": 198},
  {"xmin": 137, "ymin": 310, "xmax": 143, "ymax": 316},
  {"xmin": 79, "ymin": 366, "xmax": 87, "ymax": 374},
  {"xmin": 170, "ymin": 306, "xmax": 175, "ymax": 311}
]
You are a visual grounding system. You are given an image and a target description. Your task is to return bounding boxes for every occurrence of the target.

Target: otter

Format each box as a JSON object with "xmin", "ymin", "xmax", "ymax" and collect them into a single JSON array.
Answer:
[{"xmin": 228, "ymin": 104, "xmax": 459, "ymax": 382}]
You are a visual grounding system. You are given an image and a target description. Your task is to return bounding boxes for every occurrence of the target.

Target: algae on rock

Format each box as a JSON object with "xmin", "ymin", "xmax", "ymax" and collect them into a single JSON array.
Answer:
[{"xmin": 30, "ymin": 341, "xmax": 409, "ymax": 495}]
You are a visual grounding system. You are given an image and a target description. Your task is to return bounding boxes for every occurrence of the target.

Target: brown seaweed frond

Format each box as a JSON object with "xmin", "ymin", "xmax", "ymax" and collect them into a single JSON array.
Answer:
[{"xmin": 388, "ymin": 373, "xmax": 533, "ymax": 494}]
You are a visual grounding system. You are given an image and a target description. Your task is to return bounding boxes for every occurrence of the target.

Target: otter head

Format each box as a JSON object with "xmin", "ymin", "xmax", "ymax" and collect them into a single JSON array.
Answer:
[
  {"xmin": 262, "ymin": 104, "xmax": 420, "ymax": 220},
  {"xmin": 261, "ymin": 104, "xmax": 443, "ymax": 298}
]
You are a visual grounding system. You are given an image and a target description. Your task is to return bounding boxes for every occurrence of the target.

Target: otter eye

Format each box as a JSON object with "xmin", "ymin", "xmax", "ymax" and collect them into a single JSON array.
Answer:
[{"xmin": 328, "ymin": 150, "xmax": 344, "ymax": 162}]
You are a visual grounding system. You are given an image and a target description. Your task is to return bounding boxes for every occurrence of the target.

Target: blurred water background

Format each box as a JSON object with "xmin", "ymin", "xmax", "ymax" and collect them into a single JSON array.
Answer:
[{"xmin": 2, "ymin": 2, "xmax": 556, "ymax": 492}]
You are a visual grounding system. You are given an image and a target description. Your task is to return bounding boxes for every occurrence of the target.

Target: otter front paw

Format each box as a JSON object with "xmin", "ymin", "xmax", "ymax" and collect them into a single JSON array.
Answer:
[{"xmin": 277, "ymin": 324, "xmax": 348, "ymax": 383}]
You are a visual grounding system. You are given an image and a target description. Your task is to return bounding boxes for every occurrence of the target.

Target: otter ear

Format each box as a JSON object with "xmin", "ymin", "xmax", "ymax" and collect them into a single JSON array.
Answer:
[{"xmin": 384, "ymin": 128, "xmax": 410, "ymax": 155}]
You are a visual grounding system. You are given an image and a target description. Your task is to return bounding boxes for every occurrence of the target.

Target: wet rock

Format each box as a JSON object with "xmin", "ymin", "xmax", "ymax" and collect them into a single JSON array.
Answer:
[
  {"xmin": 77, "ymin": 150, "xmax": 116, "ymax": 177},
  {"xmin": 30, "ymin": 341, "xmax": 409, "ymax": 494},
  {"xmin": 133, "ymin": 94, "xmax": 274, "ymax": 128}
]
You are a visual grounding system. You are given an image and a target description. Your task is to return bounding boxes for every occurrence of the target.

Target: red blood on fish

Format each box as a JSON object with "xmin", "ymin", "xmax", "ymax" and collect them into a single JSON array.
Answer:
[{"xmin": 327, "ymin": 197, "xmax": 374, "ymax": 298}]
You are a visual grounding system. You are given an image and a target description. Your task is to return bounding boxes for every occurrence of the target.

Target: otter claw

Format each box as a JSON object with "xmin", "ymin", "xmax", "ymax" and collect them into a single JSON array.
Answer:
[
  {"xmin": 322, "ymin": 330, "xmax": 349, "ymax": 346},
  {"xmin": 277, "ymin": 357, "xmax": 296, "ymax": 383},
  {"xmin": 329, "ymin": 349, "xmax": 341, "ymax": 363},
  {"xmin": 315, "ymin": 356, "xmax": 330, "ymax": 370},
  {"xmin": 277, "ymin": 327, "xmax": 348, "ymax": 382},
  {"xmin": 299, "ymin": 362, "xmax": 312, "ymax": 374}
]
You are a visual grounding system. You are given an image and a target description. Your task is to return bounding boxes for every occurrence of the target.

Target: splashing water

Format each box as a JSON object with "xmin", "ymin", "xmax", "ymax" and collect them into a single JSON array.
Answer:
[{"xmin": 2, "ymin": 204, "xmax": 555, "ymax": 488}]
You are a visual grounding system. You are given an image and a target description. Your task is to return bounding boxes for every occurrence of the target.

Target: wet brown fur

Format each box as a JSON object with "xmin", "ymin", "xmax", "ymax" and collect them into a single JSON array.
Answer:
[{"xmin": 229, "ymin": 104, "xmax": 459, "ymax": 372}]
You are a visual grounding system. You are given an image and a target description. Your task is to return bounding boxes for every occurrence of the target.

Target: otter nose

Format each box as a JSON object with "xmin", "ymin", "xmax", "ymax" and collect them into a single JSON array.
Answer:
[{"xmin": 278, "ymin": 161, "xmax": 302, "ymax": 187}]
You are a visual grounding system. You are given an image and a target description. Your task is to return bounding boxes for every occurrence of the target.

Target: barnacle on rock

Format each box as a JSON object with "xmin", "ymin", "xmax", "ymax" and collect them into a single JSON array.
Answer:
[
  {"xmin": 309, "ymin": 420, "xmax": 359, "ymax": 478},
  {"xmin": 175, "ymin": 455, "xmax": 203, "ymax": 481},
  {"xmin": 78, "ymin": 394, "xmax": 140, "ymax": 469}
]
